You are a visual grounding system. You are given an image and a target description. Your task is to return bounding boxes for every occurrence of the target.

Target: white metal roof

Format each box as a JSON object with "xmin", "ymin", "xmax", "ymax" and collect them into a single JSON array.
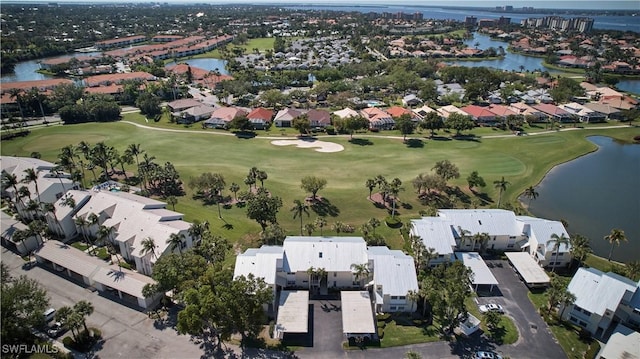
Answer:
[
  {"xmin": 439, "ymin": 209, "xmax": 522, "ymax": 237},
  {"xmin": 341, "ymin": 291, "xmax": 376, "ymax": 334},
  {"xmin": 92, "ymin": 265, "xmax": 157, "ymax": 298},
  {"xmin": 367, "ymin": 247, "xmax": 418, "ymax": 296},
  {"xmin": 282, "ymin": 237, "xmax": 368, "ymax": 273},
  {"xmin": 275, "ymin": 291, "xmax": 309, "ymax": 334},
  {"xmin": 505, "ymin": 252, "xmax": 550, "ymax": 285},
  {"xmin": 568, "ymin": 267, "xmax": 638, "ymax": 316},
  {"xmin": 516, "ymin": 216, "xmax": 570, "ymax": 252},
  {"xmin": 233, "ymin": 246, "xmax": 284, "ymax": 285},
  {"xmin": 34, "ymin": 240, "xmax": 105, "ymax": 278},
  {"xmin": 599, "ymin": 324, "xmax": 640, "ymax": 359},
  {"xmin": 455, "ymin": 252, "xmax": 499, "ymax": 286},
  {"xmin": 410, "ymin": 217, "xmax": 457, "ymax": 255}
]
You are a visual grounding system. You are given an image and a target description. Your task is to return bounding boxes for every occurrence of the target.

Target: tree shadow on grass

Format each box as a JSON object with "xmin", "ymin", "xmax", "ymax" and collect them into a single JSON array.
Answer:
[
  {"xmin": 431, "ymin": 136, "xmax": 452, "ymax": 141},
  {"xmin": 452, "ymin": 135, "xmax": 481, "ymax": 142},
  {"xmin": 405, "ymin": 138, "xmax": 424, "ymax": 148},
  {"xmin": 310, "ymin": 198, "xmax": 340, "ymax": 217},
  {"xmin": 349, "ymin": 138, "xmax": 373, "ymax": 146}
]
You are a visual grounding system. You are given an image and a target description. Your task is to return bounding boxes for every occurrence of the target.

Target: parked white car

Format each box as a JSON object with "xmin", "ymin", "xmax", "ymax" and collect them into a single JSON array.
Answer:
[
  {"xmin": 475, "ymin": 351, "xmax": 503, "ymax": 359},
  {"xmin": 479, "ymin": 304, "xmax": 504, "ymax": 313}
]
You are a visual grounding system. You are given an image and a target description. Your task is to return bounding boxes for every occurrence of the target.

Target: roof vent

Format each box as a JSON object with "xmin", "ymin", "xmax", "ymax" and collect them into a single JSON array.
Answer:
[{"xmin": 478, "ymin": 220, "xmax": 482, "ymax": 225}]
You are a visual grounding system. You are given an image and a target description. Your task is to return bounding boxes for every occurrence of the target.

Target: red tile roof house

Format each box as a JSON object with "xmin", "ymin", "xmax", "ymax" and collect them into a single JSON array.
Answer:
[
  {"xmin": 274, "ymin": 108, "xmax": 304, "ymax": 128},
  {"xmin": 532, "ymin": 103, "xmax": 574, "ymax": 123},
  {"xmin": 487, "ymin": 104, "xmax": 519, "ymax": 124},
  {"xmin": 306, "ymin": 109, "xmax": 331, "ymax": 128},
  {"xmin": 460, "ymin": 105, "xmax": 498, "ymax": 126},
  {"xmin": 95, "ymin": 35, "xmax": 146, "ymax": 50},
  {"xmin": 203, "ymin": 107, "xmax": 247, "ymax": 129},
  {"xmin": 360, "ymin": 107, "xmax": 395, "ymax": 130},
  {"xmin": 247, "ymin": 107, "xmax": 274, "ymax": 130},
  {"xmin": 386, "ymin": 106, "xmax": 419, "ymax": 121}
]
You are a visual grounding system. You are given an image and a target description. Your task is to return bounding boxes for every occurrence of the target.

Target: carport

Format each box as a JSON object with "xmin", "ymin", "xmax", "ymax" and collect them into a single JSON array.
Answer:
[
  {"xmin": 34, "ymin": 240, "xmax": 103, "ymax": 286},
  {"xmin": 92, "ymin": 266, "xmax": 160, "ymax": 309},
  {"xmin": 341, "ymin": 291, "xmax": 376, "ymax": 341},
  {"xmin": 505, "ymin": 252, "xmax": 550, "ymax": 288},
  {"xmin": 274, "ymin": 290, "xmax": 309, "ymax": 339},
  {"xmin": 455, "ymin": 252, "xmax": 499, "ymax": 292}
]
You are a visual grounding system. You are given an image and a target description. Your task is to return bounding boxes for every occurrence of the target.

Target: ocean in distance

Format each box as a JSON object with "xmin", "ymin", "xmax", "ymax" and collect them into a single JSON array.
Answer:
[{"xmin": 285, "ymin": 5, "xmax": 640, "ymax": 33}]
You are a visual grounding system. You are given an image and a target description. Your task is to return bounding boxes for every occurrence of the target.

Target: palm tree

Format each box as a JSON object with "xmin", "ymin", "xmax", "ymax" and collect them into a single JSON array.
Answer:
[
  {"xmin": 626, "ymin": 261, "xmax": 640, "ymax": 281},
  {"xmin": 559, "ymin": 290, "xmax": 576, "ymax": 319},
  {"xmin": 74, "ymin": 215, "xmax": 95, "ymax": 255},
  {"xmin": 332, "ymin": 221, "xmax": 345, "ymax": 235},
  {"xmin": 315, "ymin": 217, "xmax": 327, "ymax": 236},
  {"xmin": 350, "ymin": 263, "xmax": 370, "ymax": 286},
  {"xmin": 229, "ymin": 182, "xmax": 240, "ymax": 201},
  {"xmin": 140, "ymin": 237, "xmax": 158, "ymax": 260},
  {"xmin": 457, "ymin": 226, "xmax": 472, "ymax": 250},
  {"xmin": 167, "ymin": 232, "xmax": 186, "ymax": 254},
  {"xmin": 569, "ymin": 234, "xmax": 591, "ymax": 269},
  {"xmin": 73, "ymin": 300, "xmax": 94, "ymax": 334},
  {"xmin": 523, "ymin": 186, "xmax": 539, "ymax": 208},
  {"xmin": 43, "ymin": 202, "xmax": 63, "ymax": 239},
  {"xmin": 126, "ymin": 143, "xmax": 144, "ymax": 171},
  {"xmin": 365, "ymin": 178, "xmax": 376, "ymax": 200},
  {"xmin": 2, "ymin": 172, "xmax": 21, "ymax": 211},
  {"xmin": 22, "ymin": 167, "xmax": 40, "ymax": 200},
  {"xmin": 473, "ymin": 232, "xmax": 490, "ymax": 254},
  {"xmin": 604, "ymin": 229, "xmax": 627, "ymax": 261},
  {"xmin": 303, "ymin": 223, "xmax": 316, "ymax": 236},
  {"xmin": 424, "ymin": 247, "xmax": 438, "ymax": 269},
  {"xmin": 367, "ymin": 217, "xmax": 381, "ymax": 235},
  {"xmin": 187, "ymin": 220, "xmax": 209, "ymax": 246},
  {"xmin": 493, "ymin": 176, "xmax": 510, "ymax": 208},
  {"xmin": 548, "ymin": 233, "xmax": 570, "ymax": 272},
  {"xmin": 389, "ymin": 178, "xmax": 403, "ymax": 219},
  {"xmin": 256, "ymin": 170, "xmax": 268, "ymax": 188},
  {"xmin": 8, "ymin": 88, "xmax": 25, "ymax": 125},
  {"xmin": 291, "ymin": 199, "xmax": 310, "ymax": 236},
  {"xmin": 27, "ymin": 219, "xmax": 46, "ymax": 245}
]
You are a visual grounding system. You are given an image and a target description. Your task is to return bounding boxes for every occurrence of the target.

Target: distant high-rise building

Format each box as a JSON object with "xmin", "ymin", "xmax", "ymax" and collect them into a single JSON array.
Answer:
[
  {"xmin": 465, "ymin": 16, "xmax": 478, "ymax": 27},
  {"xmin": 521, "ymin": 15, "xmax": 595, "ymax": 33},
  {"xmin": 497, "ymin": 16, "xmax": 511, "ymax": 25},
  {"xmin": 505, "ymin": 5, "xmax": 513, "ymax": 11}
]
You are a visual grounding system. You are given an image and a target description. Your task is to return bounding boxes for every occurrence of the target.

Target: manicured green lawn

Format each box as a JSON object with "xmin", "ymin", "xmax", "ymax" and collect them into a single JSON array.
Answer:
[
  {"xmin": 465, "ymin": 297, "xmax": 518, "ymax": 345},
  {"xmin": 376, "ymin": 313, "xmax": 441, "ymax": 348},
  {"xmin": 2, "ymin": 121, "xmax": 638, "ymax": 252}
]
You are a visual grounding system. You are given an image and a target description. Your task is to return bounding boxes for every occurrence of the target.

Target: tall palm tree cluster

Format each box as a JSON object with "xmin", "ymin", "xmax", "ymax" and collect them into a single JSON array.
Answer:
[{"xmin": 56, "ymin": 141, "xmax": 183, "ymax": 198}]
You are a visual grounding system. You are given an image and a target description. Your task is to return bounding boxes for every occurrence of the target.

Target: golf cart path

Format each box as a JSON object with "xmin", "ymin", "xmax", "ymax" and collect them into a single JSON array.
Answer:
[{"xmin": 120, "ymin": 121, "xmax": 634, "ymax": 141}]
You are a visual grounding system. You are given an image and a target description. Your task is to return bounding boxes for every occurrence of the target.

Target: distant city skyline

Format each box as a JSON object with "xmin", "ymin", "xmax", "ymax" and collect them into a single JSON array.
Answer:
[{"xmin": 9, "ymin": 0, "xmax": 640, "ymax": 11}]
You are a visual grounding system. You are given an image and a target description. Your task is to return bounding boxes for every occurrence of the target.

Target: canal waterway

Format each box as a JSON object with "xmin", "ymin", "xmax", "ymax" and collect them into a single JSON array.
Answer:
[{"xmin": 527, "ymin": 136, "xmax": 640, "ymax": 263}]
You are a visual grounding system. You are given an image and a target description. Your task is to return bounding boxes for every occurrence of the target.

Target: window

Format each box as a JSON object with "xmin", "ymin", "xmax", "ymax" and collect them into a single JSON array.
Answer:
[
  {"xmin": 352, "ymin": 281, "xmax": 358, "ymax": 286},
  {"xmin": 391, "ymin": 296, "xmax": 398, "ymax": 300},
  {"xmin": 397, "ymin": 306, "xmax": 405, "ymax": 311},
  {"xmin": 579, "ymin": 321, "xmax": 587, "ymax": 327},
  {"xmin": 333, "ymin": 272, "xmax": 337, "ymax": 277},
  {"xmin": 570, "ymin": 316, "xmax": 578, "ymax": 323},
  {"xmin": 507, "ymin": 244, "xmax": 514, "ymax": 248},
  {"xmin": 333, "ymin": 281, "xmax": 336, "ymax": 287},
  {"xmin": 319, "ymin": 252, "xmax": 323, "ymax": 258},
  {"xmin": 390, "ymin": 306, "xmax": 397, "ymax": 311},
  {"xmin": 399, "ymin": 296, "xmax": 406, "ymax": 300},
  {"xmin": 287, "ymin": 280, "xmax": 296, "ymax": 286}
]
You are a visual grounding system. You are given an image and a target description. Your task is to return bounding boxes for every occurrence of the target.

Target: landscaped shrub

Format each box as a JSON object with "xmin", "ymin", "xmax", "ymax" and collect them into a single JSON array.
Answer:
[
  {"xmin": 385, "ymin": 216, "xmax": 402, "ymax": 228},
  {"xmin": 325, "ymin": 125, "xmax": 336, "ymax": 135},
  {"xmin": 62, "ymin": 336, "xmax": 73, "ymax": 348},
  {"xmin": 268, "ymin": 321, "xmax": 275, "ymax": 338},
  {"xmin": 584, "ymin": 340, "xmax": 600, "ymax": 359}
]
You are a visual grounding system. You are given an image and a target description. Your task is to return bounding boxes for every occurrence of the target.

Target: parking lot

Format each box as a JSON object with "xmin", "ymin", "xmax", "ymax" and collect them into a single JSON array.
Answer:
[{"xmin": 476, "ymin": 259, "xmax": 566, "ymax": 359}]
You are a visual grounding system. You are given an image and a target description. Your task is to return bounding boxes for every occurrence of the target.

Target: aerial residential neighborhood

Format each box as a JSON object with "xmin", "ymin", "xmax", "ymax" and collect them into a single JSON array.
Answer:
[{"xmin": 1, "ymin": 2, "xmax": 639, "ymax": 359}]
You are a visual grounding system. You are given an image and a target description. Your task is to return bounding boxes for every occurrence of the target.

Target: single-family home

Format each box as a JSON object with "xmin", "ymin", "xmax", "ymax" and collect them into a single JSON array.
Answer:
[
  {"xmin": 533, "ymin": 103, "xmax": 574, "ymax": 123},
  {"xmin": 332, "ymin": 107, "xmax": 360, "ymax": 120},
  {"xmin": 487, "ymin": 104, "xmax": 518, "ymax": 122},
  {"xmin": 274, "ymin": 108, "xmax": 303, "ymax": 128},
  {"xmin": 460, "ymin": 105, "xmax": 497, "ymax": 125},
  {"xmin": 167, "ymin": 98, "xmax": 202, "ymax": 112},
  {"xmin": 306, "ymin": 109, "xmax": 331, "ymax": 128},
  {"xmin": 507, "ymin": 102, "xmax": 547, "ymax": 122},
  {"xmin": 436, "ymin": 105, "xmax": 468, "ymax": 119},
  {"xmin": 386, "ymin": 106, "xmax": 418, "ymax": 121},
  {"xmin": 583, "ymin": 103, "xmax": 624, "ymax": 121},
  {"xmin": 247, "ymin": 107, "xmax": 274, "ymax": 130},
  {"xmin": 412, "ymin": 105, "xmax": 437, "ymax": 120},
  {"xmin": 203, "ymin": 107, "xmax": 247, "ymax": 129},
  {"xmin": 175, "ymin": 105, "xmax": 216, "ymax": 124},
  {"xmin": 402, "ymin": 94, "xmax": 422, "ymax": 107},
  {"xmin": 360, "ymin": 107, "xmax": 395, "ymax": 130},
  {"xmin": 597, "ymin": 324, "xmax": 640, "ymax": 359},
  {"xmin": 563, "ymin": 267, "xmax": 640, "ymax": 338},
  {"xmin": 559, "ymin": 102, "xmax": 606, "ymax": 123}
]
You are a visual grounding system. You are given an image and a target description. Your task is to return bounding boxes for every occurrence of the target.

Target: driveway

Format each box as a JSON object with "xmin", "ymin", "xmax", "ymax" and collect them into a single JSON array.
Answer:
[{"xmin": 476, "ymin": 259, "xmax": 566, "ymax": 359}]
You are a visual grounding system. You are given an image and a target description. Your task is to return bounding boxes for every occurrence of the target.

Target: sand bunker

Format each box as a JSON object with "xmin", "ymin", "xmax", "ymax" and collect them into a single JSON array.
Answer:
[{"xmin": 270, "ymin": 139, "xmax": 344, "ymax": 153}]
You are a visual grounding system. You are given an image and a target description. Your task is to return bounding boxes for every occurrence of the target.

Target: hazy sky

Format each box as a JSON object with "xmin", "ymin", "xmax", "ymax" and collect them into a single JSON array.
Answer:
[{"xmin": 11, "ymin": 0, "xmax": 640, "ymax": 10}]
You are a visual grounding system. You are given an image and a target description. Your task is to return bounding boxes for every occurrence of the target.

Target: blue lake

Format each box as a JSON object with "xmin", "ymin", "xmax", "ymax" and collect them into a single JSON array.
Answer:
[
  {"xmin": 165, "ymin": 58, "xmax": 229, "ymax": 75},
  {"xmin": 527, "ymin": 136, "xmax": 640, "ymax": 263}
]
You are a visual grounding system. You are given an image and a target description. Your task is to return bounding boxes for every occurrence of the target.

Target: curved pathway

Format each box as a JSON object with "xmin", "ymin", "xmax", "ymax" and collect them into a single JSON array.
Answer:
[{"xmin": 120, "ymin": 121, "xmax": 633, "ymax": 142}]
